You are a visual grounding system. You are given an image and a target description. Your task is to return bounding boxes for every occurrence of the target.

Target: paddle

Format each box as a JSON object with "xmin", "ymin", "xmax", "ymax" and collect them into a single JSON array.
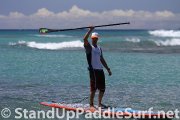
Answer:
[{"xmin": 39, "ymin": 22, "xmax": 130, "ymax": 34}]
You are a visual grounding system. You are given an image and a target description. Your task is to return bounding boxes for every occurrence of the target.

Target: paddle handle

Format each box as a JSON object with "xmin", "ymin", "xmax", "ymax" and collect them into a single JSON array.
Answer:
[{"xmin": 40, "ymin": 22, "xmax": 130, "ymax": 33}]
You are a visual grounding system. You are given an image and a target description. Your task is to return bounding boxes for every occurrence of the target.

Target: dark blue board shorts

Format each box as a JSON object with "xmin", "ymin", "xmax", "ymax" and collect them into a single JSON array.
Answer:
[{"xmin": 89, "ymin": 69, "xmax": 105, "ymax": 92}]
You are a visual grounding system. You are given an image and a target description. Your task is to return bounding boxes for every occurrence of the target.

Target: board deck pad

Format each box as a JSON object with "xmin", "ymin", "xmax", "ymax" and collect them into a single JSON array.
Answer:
[{"xmin": 40, "ymin": 102, "xmax": 174, "ymax": 119}]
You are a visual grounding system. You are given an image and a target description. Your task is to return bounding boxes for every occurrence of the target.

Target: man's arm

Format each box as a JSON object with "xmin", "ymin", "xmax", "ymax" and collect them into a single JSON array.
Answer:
[
  {"xmin": 83, "ymin": 27, "xmax": 94, "ymax": 46},
  {"xmin": 100, "ymin": 56, "xmax": 112, "ymax": 76}
]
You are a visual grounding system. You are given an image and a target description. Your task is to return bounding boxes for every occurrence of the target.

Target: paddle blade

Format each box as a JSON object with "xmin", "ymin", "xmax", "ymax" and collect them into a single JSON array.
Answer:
[{"xmin": 39, "ymin": 28, "xmax": 49, "ymax": 34}]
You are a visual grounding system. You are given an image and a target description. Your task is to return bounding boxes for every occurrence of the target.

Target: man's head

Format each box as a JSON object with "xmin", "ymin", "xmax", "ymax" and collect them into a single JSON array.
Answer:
[{"xmin": 91, "ymin": 32, "xmax": 99, "ymax": 45}]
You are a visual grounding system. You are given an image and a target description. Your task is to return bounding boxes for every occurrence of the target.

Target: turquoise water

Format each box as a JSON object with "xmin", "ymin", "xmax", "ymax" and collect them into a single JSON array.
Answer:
[{"xmin": 0, "ymin": 30, "xmax": 180, "ymax": 119}]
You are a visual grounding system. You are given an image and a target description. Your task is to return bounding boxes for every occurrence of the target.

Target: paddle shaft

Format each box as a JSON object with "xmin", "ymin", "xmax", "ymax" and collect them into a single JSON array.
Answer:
[{"xmin": 44, "ymin": 22, "xmax": 130, "ymax": 33}]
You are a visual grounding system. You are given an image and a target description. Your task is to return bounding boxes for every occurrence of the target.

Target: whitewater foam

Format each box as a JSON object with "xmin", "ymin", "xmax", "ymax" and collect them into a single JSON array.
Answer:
[
  {"xmin": 9, "ymin": 40, "xmax": 84, "ymax": 50},
  {"xmin": 154, "ymin": 38, "xmax": 180, "ymax": 46},
  {"xmin": 126, "ymin": 38, "xmax": 141, "ymax": 43},
  {"xmin": 149, "ymin": 30, "xmax": 180, "ymax": 37},
  {"xmin": 125, "ymin": 37, "xmax": 180, "ymax": 46}
]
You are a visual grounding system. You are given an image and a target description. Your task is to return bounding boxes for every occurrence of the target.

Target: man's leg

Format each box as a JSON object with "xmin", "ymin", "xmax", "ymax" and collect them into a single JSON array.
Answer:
[
  {"xmin": 98, "ymin": 90, "xmax": 104, "ymax": 107},
  {"xmin": 90, "ymin": 90, "xmax": 96, "ymax": 107},
  {"xmin": 97, "ymin": 70, "xmax": 106, "ymax": 107},
  {"xmin": 89, "ymin": 69, "xmax": 96, "ymax": 107}
]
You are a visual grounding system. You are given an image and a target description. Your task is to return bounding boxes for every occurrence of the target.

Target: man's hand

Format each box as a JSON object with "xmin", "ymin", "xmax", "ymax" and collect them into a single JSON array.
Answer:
[
  {"xmin": 84, "ymin": 26, "xmax": 94, "ymax": 46},
  {"xmin": 89, "ymin": 26, "xmax": 94, "ymax": 31},
  {"xmin": 107, "ymin": 69, "xmax": 112, "ymax": 76}
]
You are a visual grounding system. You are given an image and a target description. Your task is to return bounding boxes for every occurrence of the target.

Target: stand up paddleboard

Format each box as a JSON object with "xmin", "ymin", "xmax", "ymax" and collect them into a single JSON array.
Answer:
[{"xmin": 40, "ymin": 102, "xmax": 174, "ymax": 119}]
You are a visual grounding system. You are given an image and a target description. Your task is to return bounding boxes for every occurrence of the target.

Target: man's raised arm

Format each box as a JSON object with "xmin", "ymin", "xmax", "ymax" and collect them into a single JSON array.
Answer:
[{"xmin": 83, "ymin": 27, "xmax": 94, "ymax": 46}]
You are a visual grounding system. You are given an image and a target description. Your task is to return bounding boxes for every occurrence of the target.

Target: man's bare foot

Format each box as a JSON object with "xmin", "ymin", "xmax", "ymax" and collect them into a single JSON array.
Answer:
[
  {"xmin": 89, "ymin": 106, "xmax": 96, "ymax": 112},
  {"xmin": 98, "ymin": 104, "xmax": 108, "ymax": 109}
]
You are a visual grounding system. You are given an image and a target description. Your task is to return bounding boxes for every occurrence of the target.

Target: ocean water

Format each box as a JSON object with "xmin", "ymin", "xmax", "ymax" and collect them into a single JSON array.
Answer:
[{"xmin": 0, "ymin": 29, "xmax": 180, "ymax": 119}]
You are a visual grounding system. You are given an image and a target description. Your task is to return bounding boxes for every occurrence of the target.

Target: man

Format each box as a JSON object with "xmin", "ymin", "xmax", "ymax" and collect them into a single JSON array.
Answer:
[{"xmin": 83, "ymin": 26, "xmax": 112, "ymax": 110}]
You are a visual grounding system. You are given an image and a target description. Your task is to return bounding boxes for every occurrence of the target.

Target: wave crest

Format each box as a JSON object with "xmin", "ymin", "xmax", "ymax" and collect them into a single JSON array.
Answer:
[
  {"xmin": 9, "ymin": 40, "xmax": 84, "ymax": 50},
  {"xmin": 126, "ymin": 38, "xmax": 141, "ymax": 43},
  {"xmin": 149, "ymin": 30, "xmax": 180, "ymax": 37},
  {"xmin": 154, "ymin": 39, "xmax": 180, "ymax": 46}
]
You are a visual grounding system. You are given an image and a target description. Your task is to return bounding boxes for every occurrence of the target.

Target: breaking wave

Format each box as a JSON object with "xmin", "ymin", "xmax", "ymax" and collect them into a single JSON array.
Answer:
[
  {"xmin": 9, "ymin": 40, "xmax": 83, "ymax": 50},
  {"xmin": 149, "ymin": 30, "xmax": 180, "ymax": 37},
  {"xmin": 125, "ymin": 38, "xmax": 180, "ymax": 46},
  {"xmin": 8, "ymin": 38, "xmax": 180, "ymax": 53},
  {"xmin": 125, "ymin": 38, "xmax": 141, "ymax": 43},
  {"xmin": 154, "ymin": 38, "xmax": 180, "ymax": 46}
]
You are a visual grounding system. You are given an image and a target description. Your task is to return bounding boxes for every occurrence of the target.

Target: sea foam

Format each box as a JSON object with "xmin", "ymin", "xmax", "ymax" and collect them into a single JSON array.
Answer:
[
  {"xmin": 9, "ymin": 40, "xmax": 84, "ymax": 50},
  {"xmin": 154, "ymin": 38, "xmax": 180, "ymax": 46},
  {"xmin": 149, "ymin": 30, "xmax": 180, "ymax": 37},
  {"xmin": 126, "ymin": 38, "xmax": 141, "ymax": 43}
]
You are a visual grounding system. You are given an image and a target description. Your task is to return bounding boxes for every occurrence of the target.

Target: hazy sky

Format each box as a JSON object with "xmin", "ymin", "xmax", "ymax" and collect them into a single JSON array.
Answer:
[{"xmin": 0, "ymin": 0, "xmax": 180, "ymax": 29}]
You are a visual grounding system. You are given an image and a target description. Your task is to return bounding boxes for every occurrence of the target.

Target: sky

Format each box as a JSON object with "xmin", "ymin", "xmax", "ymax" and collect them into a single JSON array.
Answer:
[{"xmin": 0, "ymin": 0, "xmax": 180, "ymax": 29}]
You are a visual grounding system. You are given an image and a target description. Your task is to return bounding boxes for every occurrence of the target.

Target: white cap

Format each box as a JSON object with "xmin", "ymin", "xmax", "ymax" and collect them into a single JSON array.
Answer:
[{"xmin": 91, "ymin": 32, "xmax": 99, "ymax": 39}]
